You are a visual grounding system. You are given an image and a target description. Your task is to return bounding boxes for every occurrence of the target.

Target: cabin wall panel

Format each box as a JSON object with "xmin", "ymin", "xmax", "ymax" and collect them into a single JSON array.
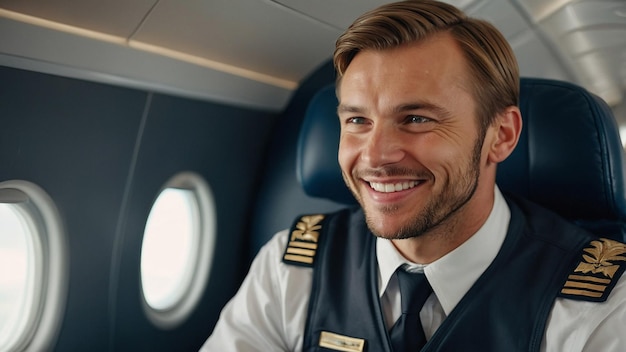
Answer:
[
  {"xmin": 0, "ymin": 65, "xmax": 277, "ymax": 351},
  {"xmin": 112, "ymin": 93, "xmax": 276, "ymax": 351},
  {"xmin": 0, "ymin": 66, "xmax": 147, "ymax": 351}
]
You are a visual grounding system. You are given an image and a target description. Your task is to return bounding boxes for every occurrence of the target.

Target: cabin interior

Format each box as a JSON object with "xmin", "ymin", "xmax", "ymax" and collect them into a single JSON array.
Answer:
[{"xmin": 0, "ymin": 0, "xmax": 625, "ymax": 351}]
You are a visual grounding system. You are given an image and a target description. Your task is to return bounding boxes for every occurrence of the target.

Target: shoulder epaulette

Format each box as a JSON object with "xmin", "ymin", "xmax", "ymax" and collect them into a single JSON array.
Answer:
[
  {"xmin": 282, "ymin": 214, "xmax": 326, "ymax": 267},
  {"xmin": 559, "ymin": 238, "xmax": 626, "ymax": 302}
]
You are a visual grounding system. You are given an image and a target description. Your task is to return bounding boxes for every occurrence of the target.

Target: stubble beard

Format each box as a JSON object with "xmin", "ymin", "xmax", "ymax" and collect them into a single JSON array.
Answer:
[{"xmin": 346, "ymin": 134, "xmax": 484, "ymax": 240}]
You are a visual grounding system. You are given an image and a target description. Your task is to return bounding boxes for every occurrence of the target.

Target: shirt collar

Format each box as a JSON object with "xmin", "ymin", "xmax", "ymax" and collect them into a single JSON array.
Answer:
[{"xmin": 376, "ymin": 186, "xmax": 510, "ymax": 315}]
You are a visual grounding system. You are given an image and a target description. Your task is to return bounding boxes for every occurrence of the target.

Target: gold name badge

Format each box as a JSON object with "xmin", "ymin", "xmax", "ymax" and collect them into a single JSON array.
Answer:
[{"xmin": 319, "ymin": 331, "xmax": 365, "ymax": 352}]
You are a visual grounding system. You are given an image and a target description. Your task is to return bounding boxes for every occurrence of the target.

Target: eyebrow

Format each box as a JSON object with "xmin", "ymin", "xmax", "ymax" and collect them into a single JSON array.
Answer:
[
  {"xmin": 393, "ymin": 102, "xmax": 451, "ymax": 117},
  {"xmin": 337, "ymin": 104, "xmax": 364, "ymax": 115},
  {"xmin": 337, "ymin": 101, "xmax": 451, "ymax": 118}
]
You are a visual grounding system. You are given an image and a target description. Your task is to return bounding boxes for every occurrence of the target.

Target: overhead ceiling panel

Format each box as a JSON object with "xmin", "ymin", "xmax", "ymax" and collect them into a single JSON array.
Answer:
[
  {"xmin": 0, "ymin": 0, "xmax": 157, "ymax": 37},
  {"xmin": 532, "ymin": 0, "xmax": 626, "ymax": 31},
  {"xmin": 133, "ymin": 0, "xmax": 341, "ymax": 83},
  {"xmin": 269, "ymin": 0, "xmax": 394, "ymax": 30},
  {"xmin": 0, "ymin": 0, "xmax": 622, "ymax": 110},
  {"xmin": 562, "ymin": 28, "xmax": 626, "ymax": 57},
  {"xmin": 510, "ymin": 30, "xmax": 574, "ymax": 82},
  {"xmin": 465, "ymin": 0, "xmax": 529, "ymax": 39},
  {"xmin": 529, "ymin": 0, "xmax": 626, "ymax": 105},
  {"xmin": 519, "ymin": 0, "xmax": 574, "ymax": 21},
  {"xmin": 271, "ymin": 0, "xmax": 477, "ymax": 30}
]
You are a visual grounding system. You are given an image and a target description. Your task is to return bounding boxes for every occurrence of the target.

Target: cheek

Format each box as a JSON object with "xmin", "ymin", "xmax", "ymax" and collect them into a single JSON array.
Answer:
[
  {"xmin": 338, "ymin": 136, "xmax": 357, "ymax": 171},
  {"xmin": 411, "ymin": 133, "xmax": 473, "ymax": 172}
]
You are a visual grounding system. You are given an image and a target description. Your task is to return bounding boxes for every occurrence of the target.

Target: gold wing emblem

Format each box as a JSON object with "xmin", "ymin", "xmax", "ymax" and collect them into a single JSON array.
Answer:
[
  {"xmin": 291, "ymin": 214, "xmax": 325, "ymax": 242},
  {"xmin": 575, "ymin": 238, "xmax": 626, "ymax": 278}
]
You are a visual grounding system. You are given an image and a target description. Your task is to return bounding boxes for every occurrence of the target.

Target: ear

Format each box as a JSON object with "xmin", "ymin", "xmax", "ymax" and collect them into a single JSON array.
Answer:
[{"xmin": 487, "ymin": 106, "xmax": 522, "ymax": 163}]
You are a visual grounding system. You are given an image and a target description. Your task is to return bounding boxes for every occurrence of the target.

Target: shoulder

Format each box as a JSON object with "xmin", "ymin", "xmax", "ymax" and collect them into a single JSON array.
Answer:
[
  {"xmin": 546, "ymin": 269, "xmax": 626, "ymax": 351},
  {"xmin": 231, "ymin": 227, "xmax": 315, "ymax": 304},
  {"xmin": 202, "ymin": 228, "xmax": 313, "ymax": 351},
  {"xmin": 505, "ymin": 195, "xmax": 591, "ymax": 242},
  {"xmin": 545, "ymin": 239, "xmax": 626, "ymax": 350},
  {"xmin": 282, "ymin": 209, "xmax": 357, "ymax": 268},
  {"xmin": 559, "ymin": 238, "xmax": 626, "ymax": 302},
  {"xmin": 282, "ymin": 214, "xmax": 327, "ymax": 267},
  {"xmin": 506, "ymin": 196, "xmax": 626, "ymax": 300}
]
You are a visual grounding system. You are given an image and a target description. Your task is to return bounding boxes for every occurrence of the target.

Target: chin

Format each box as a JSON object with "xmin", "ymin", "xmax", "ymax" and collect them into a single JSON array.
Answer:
[{"xmin": 365, "ymin": 215, "xmax": 408, "ymax": 239}]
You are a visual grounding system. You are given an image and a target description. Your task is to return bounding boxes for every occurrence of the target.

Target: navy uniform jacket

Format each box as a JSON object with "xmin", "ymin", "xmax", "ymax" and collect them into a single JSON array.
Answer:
[{"xmin": 281, "ymin": 196, "xmax": 626, "ymax": 352}]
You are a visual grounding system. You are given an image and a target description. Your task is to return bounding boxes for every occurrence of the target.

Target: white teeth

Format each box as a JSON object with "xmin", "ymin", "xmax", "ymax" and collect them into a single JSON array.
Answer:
[{"xmin": 370, "ymin": 181, "xmax": 418, "ymax": 193}]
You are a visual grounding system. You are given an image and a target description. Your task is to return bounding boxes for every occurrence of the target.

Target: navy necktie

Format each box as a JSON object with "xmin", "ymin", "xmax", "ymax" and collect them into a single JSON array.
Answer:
[{"xmin": 389, "ymin": 269, "xmax": 433, "ymax": 352}]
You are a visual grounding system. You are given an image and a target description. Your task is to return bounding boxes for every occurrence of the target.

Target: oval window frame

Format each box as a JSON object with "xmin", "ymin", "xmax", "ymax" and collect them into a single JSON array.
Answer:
[
  {"xmin": 140, "ymin": 172, "xmax": 217, "ymax": 329},
  {"xmin": 0, "ymin": 180, "xmax": 68, "ymax": 352}
]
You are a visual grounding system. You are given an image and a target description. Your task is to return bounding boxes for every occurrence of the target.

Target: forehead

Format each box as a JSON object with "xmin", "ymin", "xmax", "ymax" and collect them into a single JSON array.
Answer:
[{"xmin": 337, "ymin": 32, "xmax": 472, "ymax": 103}]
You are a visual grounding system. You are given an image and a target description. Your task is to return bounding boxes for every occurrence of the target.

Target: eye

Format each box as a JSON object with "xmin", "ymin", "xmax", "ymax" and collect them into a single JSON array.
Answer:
[
  {"xmin": 406, "ymin": 115, "xmax": 432, "ymax": 124},
  {"xmin": 346, "ymin": 117, "xmax": 367, "ymax": 125}
]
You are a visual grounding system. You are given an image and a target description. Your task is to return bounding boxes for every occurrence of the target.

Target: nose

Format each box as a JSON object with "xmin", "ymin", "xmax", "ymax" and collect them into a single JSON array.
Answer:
[{"xmin": 360, "ymin": 124, "xmax": 405, "ymax": 167}]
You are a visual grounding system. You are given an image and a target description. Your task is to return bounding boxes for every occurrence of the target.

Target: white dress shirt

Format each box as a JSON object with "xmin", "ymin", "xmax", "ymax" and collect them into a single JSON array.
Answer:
[{"xmin": 201, "ymin": 188, "xmax": 626, "ymax": 351}]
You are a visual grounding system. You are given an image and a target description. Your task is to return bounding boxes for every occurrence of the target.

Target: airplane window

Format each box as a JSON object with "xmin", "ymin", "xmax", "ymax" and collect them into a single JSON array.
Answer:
[
  {"xmin": 141, "ymin": 188, "xmax": 198, "ymax": 309},
  {"xmin": 0, "ymin": 181, "xmax": 67, "ymax": 352},
  {"xmin": 0, "ymin": 203, "xmax": 34, "ymax": 350},
  {"xmin": 140, "ymin": 172, "xmax": 216, "ymax": 329}
]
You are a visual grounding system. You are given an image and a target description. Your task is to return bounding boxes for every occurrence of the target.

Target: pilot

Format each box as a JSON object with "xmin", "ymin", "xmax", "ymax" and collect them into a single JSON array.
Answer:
[{"xmin": 201, "ymin": 0, "xmax": 626, "ymax": 351}]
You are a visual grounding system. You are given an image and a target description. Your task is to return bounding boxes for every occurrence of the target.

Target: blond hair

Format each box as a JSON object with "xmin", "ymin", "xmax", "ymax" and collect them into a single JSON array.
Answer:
[{"xmin": 334, "ymin": 0, "xmax": 519, "ymax": 130}]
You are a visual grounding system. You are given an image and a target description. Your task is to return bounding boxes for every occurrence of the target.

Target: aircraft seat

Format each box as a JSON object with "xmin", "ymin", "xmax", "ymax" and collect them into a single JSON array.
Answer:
[{"xmin": 297, "ymin": 78, "xmax": 626, "ymax": 240}]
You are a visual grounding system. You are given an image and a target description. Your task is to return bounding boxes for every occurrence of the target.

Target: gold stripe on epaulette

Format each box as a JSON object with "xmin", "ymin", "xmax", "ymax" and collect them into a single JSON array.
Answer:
[
  {"xmin": 319, "ymin": 331, "xmax": 365, "ymax": 352},
  {"xmin": 282, "ymin": 214, "xmax": 325, "ymax": 266},
  {"xmin": 560, "ymin": 238, "xmax": 626, "ymax": 301}
]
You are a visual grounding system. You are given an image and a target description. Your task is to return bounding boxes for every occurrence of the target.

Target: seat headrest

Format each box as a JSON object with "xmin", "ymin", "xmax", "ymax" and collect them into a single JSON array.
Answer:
[
  {"xmin": 297, "ymin": 84, "xmax": 355, "ymax": 205},
  {"xmin": 296, "ymin": 78, "xmax": 626, "ymax": 238}
]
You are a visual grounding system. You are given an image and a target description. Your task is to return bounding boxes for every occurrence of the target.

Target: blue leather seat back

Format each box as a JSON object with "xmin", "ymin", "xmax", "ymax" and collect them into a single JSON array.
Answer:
[
  {"xmin": 297, "ymin": 78, "xmax": 626, "ymax": 239},
  {"xmin": 297, "ymin": 84, "xmax": 355, "ymax": 205}
]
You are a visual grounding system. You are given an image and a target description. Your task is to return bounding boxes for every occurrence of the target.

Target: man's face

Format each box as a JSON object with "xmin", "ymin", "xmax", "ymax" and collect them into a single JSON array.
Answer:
[{"xmin": 337, "ymin": 33, "xmax": 490, "ymax": 240}]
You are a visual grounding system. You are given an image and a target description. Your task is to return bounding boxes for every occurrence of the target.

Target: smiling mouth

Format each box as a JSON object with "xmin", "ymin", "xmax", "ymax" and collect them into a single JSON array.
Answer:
[{"xmin": 368, "ymin": 181, "xmax": 419, "ymax": 193}]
